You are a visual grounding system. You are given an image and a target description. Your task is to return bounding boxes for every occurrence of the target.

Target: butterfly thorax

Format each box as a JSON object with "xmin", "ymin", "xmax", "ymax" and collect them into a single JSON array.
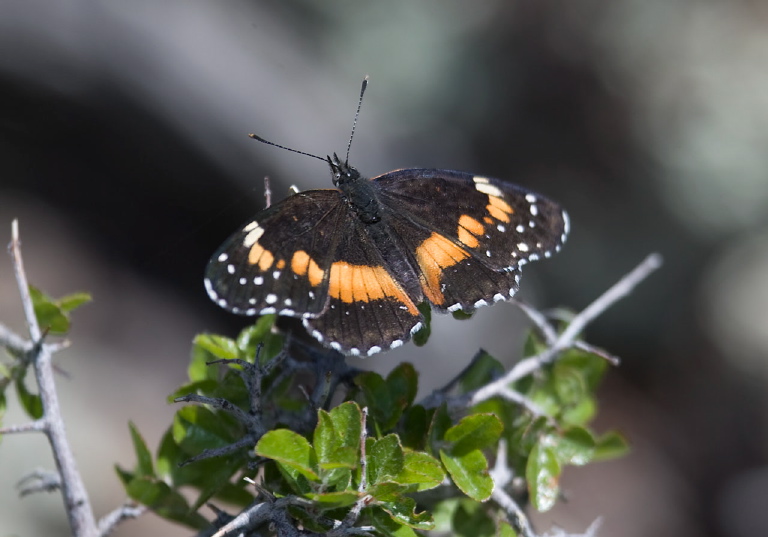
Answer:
[{"xmin": 329, "ymin": 154, "xmax": 381, "ymax": 225}]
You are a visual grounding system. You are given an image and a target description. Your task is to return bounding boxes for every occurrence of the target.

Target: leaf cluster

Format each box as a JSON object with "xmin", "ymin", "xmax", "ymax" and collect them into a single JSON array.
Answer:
[
  {"xmin": 118, "ymin": 316, "xmax": 627, "ymax": 536},
  {"xmin": 0, "ymin": 287, "xmax": 91, "ymax": 428}
]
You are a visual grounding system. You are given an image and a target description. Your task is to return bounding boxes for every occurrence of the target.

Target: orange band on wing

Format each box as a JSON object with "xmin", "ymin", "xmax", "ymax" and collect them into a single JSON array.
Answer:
[
  {"xmin": 486, "ymin": 196, "xmax": 514, "ymax": 223},
  {"xmin": 249, "ymin": 243, "xmax": 275, "ymax": 271},
  {"xmin": 327, "ymin": 261, "xmax": 418, "ymax": 315},
  {"xmin": 457, "ymin": 214, "xmax": 484, "ymax": 249},
  {"xmin": 291, "ymin": 250, "xmax": 325, "ymax": 286},
  {"xmin": 415, "ymin": 232, "xmax": 470, "ymax": 305}
]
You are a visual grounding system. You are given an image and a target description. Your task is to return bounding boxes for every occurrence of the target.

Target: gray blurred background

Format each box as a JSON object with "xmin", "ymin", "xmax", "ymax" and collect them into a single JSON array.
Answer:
[{"xmin": 1, "ymin": 1, "xmax": 767, "ymax": 536}]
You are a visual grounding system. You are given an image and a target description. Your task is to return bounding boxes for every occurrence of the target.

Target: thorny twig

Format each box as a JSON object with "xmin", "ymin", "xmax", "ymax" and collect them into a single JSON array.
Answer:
[
  {"xmin": 472, "ymin": 253, "xmax": 662, "ymax": 406},
  {"xmin": 0, "ymin": 220, "xmax": 99, "ymax": 537}
]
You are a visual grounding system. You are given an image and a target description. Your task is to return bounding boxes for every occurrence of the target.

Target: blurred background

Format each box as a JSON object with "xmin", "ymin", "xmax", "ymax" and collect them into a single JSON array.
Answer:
[{"xmin": 1, "ymin": 1, "xmax": 767, "ymax": 536}]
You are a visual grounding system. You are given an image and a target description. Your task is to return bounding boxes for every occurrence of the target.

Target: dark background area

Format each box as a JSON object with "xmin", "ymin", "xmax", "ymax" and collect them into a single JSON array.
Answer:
[{"xmin": 2, "ymin": 1, "xmax": 767, "ymax": 536}]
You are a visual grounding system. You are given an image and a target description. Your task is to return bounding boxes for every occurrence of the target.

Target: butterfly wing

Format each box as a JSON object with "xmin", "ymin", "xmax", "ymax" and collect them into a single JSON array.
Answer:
[
  {"xmin": 204, "ymin": 190, "xmax": 344, "ymax": 318},
  {"xmin": 374, "ymin": 169, "xmax": 568, "ymax": 313},
  {"xmin": 205, "ymin": 188, "xmax": 424, "ymax": 356},
  {"xmin": 301, "ymin": 208, "xmax": 424, "ymax": 357}
]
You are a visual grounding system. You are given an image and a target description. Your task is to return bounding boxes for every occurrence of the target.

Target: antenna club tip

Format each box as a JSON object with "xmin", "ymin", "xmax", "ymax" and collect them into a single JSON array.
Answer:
[{"xmin": 248, "ymin": 133, "xmax": 261, "ymax": 140}]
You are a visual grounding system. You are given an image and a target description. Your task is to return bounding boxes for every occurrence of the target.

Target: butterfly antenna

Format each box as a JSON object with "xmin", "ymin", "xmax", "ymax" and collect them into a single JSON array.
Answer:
[
  {"xmin": 346, "ymin": 75, "xmax": 369, "ymax": 164},
  {"xmin": 248, "ymin": 133, "xmax": 326, "ymax": 162}
]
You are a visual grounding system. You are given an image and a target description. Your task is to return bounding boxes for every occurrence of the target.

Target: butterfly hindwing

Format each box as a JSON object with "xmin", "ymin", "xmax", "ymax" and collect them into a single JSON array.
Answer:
[
  {"xmin": 374, "ymin": 169, "xmax": 568, "ymax": 313},
  {"xmin": 302, "ymin": 209, "xmax": 424, "ymax": 356},
  {"xmin": 204, "ymin": 190, "xmax": 344, "ymax": 318}
]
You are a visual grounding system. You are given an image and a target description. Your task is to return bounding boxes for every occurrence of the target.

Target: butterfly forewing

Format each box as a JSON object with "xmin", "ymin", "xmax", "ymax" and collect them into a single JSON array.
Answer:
[
  {"xmin": 204, "ymin": 190, "xmax": 344, "ymax": 318},
  {"xmin": 374, "ymin": 169, "xmax": 568, "ymax": 313}
]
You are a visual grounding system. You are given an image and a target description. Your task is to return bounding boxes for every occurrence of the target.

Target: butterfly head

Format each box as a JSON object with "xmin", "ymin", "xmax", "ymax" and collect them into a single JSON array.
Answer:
[{"xmin": 328, "ymin": 153, "xmax": 362, "ymax": 187}]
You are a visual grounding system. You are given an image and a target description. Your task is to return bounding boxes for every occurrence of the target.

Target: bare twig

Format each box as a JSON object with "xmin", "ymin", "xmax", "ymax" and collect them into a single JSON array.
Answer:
[
  {"xmin": 472, "ymin": 253, "xmax": 662, "ymax": 406},
  {"xmin": 334, "ymin": 406, "xmax": 371, "ymax": 532},
  {"xmin": 209, "ymin": 500, "xmax": 272, "ymax": 537},
  {"xmin": 11, "ymin": 220, "xmax": 41, "ymax": 341},
  {"xmin": 490, "ymin": 440, "xmax": 536, "ymax": 537},
  {"xmin": 97, "ymin": 503, "xmax": 147, "ymax": 536},
  {"xmin": 178, "ymin": 436, "xmax": 257, "ymax": 467},
  {"xmin": 419, "ymin": 350, "xmax": 490, "ymax": 409},
  {"xmin": 513, "ymin": 300, "xmax": 559, "ymax": 345},
  {"xmin": 263, "ymin": 176, "xmax": 272, "ymax": 208},
  {"xmin": 6, "ymin": 220, "xmax": 98, "ymax": 537},
  {"xmin": 17, "ymin": 468, "xmax": 61, "ymax": 496},
  {"xmin": 0, "ymin": 322, "xmax": 33, "ymax": 355},
  {"xmin": 0, "ymin": 419, "xmax": 46, "ymax": 435}
]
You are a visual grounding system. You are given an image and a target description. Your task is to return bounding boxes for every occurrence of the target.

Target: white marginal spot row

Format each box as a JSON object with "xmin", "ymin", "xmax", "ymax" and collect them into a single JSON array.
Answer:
[{"xmin": 301, "ymin": 318, "xmax": 422, "ymax": 357}]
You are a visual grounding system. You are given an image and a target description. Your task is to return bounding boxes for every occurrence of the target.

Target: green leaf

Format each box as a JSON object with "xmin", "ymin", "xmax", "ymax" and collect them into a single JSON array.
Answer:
[
  {"xmin": 206, "ymin": 482, "xmax": 254, "ymax": 509},
  {"xmin": 156, "ymin": 426, "xmax": 249, "ymax": 505},
  {"xmin": 27, "ymin": 287, "xmax": 91, "ymax": 334},
  {"xmin": 396, "ymin": 451, "xmax": 444, "ymax": 491},
  {"xmin": 114, "ymin": 464, "xmax": 134, "ymax": 487},
  {"xmin": 306, "ymin": 490, "xmax": 360, "ymax": 508},
  {"xmin": 314, "ymin": 410, "xmax": 337, "ymax": 465},
  {"xmin": 29, "ymin": 286, "xmax": 70, "ymax": 334},
  {"xmin": 235, "ymin": 315, "xmax": 277, "ymax": 361},
  {"xmin": 187, "ymin": 339, "xmax": 219, "ymax": 383},
  {"xmin": 522, "ymin": 329, "xmax": 547, "ymax": 359},
  {"xmin": 561, "ymin": 396, "xmax": 597, "ymax": 427},
  {"xmin": 371, "ymin": 506, "xmax": 421, "ymax": 537},
  {"xmin": 557, "ymin": 348, "xmax": 608, "ymax": 392},
  {"xmin": 193, "ymin": 334, "xmax": 238, "ymax": 361},
  {"xmin": 255, "ymin": 429, "xmax": 318, "ymax": 481},
  {"xmin": 413, "ymin": 303, "xmax": 432, "ymax": 346},
  {"xmin": 400, "ymin": 405, "xmax": 428, "ymax": 450},
  {"xmin": 451, "ymin": 309, "xmax": 474, "ymax": 320},
  {"xmin": 14, "ymin": 377, "xmax": 42, "ymax": 419},
  {"xmin": 368, "ymin": 481, "xmax": 409, "ymax": 502},
  {"xmin": 593, "ymin": 431, "xmax": 630, "ymax": 461},
  {"xmin": 552, "ymin": 428, "xmax": 595, "ymax": 466},
  {"xmin": 355, "ymin": 372, "xmax": 401, "ymax": 432},
  {"xmin": 128, "ymin": 422, "xmax": 154, "ymax": 477},
  {"xmin": 386, "ymin": 363, "xmax": 418, "ymax": 410},
  {"xmin": 460, "ymin": 351, "xmax": 504, "ymax": 392},
  {"xmin": 329, "ymin": 401, "xmax": 363, "ymax": 450},
  {"xmin": 167, "ymin": 380, "xmax": 220, "ymax": 402},
  {"xmin": 431, "ymin": 498, "xmax": 462, "ymax": 532},
  {"xmin": 314, "ymin": 401, "xmax": 361, "ymax": 472},
  {"xmin": 367, "ymin": 434, "xmax": 404, "ymax": 485},
  {"xmin": 188, "ymin": 459, "xmax": 251, "ymax": 512},
  {"xmin": 57, "ymin": 292, "xmax": 92, "ymax": 313},
  {"xmin": 172, "ymin": 406, "xmax": 240, "ymax": 455},
  {"xmin": 440, "ymin": 448, "xmax": 493, "ymax": 501},
  {"xmin": 452, "ymin": 499, "xmax": 495, "ymax": 537},
  {"xmin": 498, "ymin": 521, "xmax": 519, "ymax": 537},
  {"xmin": 0, "ymin": 391, "xmax": 6, "ymax": 433},
  {"xmin": 377, "ymin": 494, "xmax": 434, "ymax": 530},
  {"xmin": 427, "ymin": 404, "xmax": 452, "ymax": 456},
  {"xmin": 526, "ymin": 441, "xmax": 561, "ymax": 512},
  {"xmin": 156, "ymin": 429, "xmax": 184, "ymax": 481},
  {"xmin": 444, "ymin": 414, "xmax": 503, "ymax": 455},
  {"xmin": 124, "ymin": 476, "xmax": 209, "ymax": 529},
  {"xmin": 553, "ymin": 366, "xmax": 587, "ymax": 408}
]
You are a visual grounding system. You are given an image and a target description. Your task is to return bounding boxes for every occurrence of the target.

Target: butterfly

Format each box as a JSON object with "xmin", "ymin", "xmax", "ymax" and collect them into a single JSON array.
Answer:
[{"xmin": 205, "ymin": 80, "xmax": 568, "ymax": 356}]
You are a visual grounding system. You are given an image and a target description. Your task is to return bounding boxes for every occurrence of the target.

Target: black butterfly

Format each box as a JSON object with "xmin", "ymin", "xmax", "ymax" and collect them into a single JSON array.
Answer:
[{"xmin": 205, "ymin": 80, "xmax": 568, "ymax": 356}]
